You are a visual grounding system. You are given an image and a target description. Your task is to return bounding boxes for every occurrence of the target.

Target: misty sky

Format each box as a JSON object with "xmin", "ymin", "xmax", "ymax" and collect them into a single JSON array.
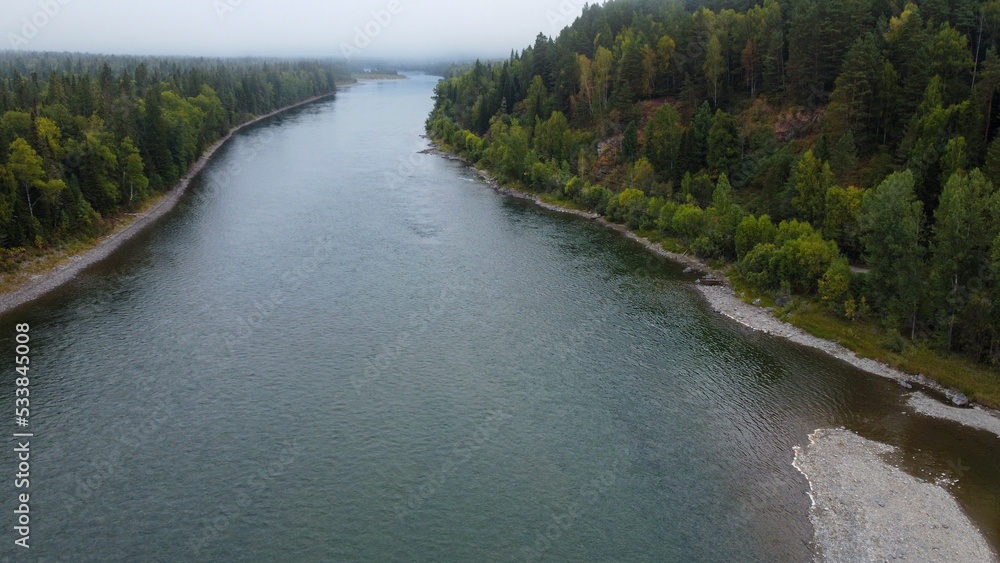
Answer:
[{"xmin": 3, "ymin": 0, "xmax": 588, "ymax": 60}]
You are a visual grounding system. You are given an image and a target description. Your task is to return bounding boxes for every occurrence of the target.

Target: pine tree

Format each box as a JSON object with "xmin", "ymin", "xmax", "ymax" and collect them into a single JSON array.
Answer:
[
  {"xmin": 860, "ymin": 170, "xmax": 926, "ymax": 338},
  {"xmin": 622, "ymin": 121, "xmax": 639, "ymax": 163}
]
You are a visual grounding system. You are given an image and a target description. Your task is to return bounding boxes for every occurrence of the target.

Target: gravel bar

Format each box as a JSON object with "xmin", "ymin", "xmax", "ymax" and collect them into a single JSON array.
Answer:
[
  {"xmin": 907, "ymin": 393, "xmax": 1000, "ymax": 439},
  {"xmin": 794, "ymin": 428, "xmax": 998, "ymax": 562}
]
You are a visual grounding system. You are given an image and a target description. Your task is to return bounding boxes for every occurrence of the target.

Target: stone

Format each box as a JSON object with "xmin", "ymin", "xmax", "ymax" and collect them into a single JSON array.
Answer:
[
  {"xmin": 764, "ymin": 307, "xmax": 775, "ymax": 313},
  {"xmin": 753, "ymin": 299, "xmax": 762, "ymax": 306},
  {"xmin": 682, "ymin": 266, "xmax": 694, "ymax": 274},
  {"xmin": 950, "ymin": 393, "xmax": 969, "ymax": 408}
]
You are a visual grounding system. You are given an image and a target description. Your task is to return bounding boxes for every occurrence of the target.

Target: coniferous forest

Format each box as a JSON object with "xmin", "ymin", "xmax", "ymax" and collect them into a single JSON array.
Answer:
[
  {"xmin": 427, "ymin": 0, "xmax": 1000, "ymax": 389},
  {"xmin": 0, "ymin": 54, "xmax": 344, "ymax": 256}
]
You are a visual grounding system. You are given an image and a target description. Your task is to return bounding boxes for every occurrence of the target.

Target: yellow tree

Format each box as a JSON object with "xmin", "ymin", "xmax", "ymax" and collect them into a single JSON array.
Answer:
[
  {"xmin": 7, "ymin": 138, "xmax": 44, "ymax": 217},
  {"xmin": 640, "ymin": 44, "xmax": 657, "ymax": 97},
  {"xmin": 593, "ymin": 46, "xmax": 614, "ymax": 113},
  {"xmin": 577, "ymin": 54, "xmax": 594, "ymax": 119},
  {"xmin": 703, "ymin": 35, "xmax": 724, "ymax": 106}
]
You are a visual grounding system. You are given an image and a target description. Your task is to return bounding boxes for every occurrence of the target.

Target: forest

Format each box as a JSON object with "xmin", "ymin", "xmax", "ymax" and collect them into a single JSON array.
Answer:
[
  {"xmin": 427, "ymin": 0, "xmax": 1000, "ymax": 378},
  {"xmin": 0, "ymin": 53, "xmax": 345, "ymax": 259}
]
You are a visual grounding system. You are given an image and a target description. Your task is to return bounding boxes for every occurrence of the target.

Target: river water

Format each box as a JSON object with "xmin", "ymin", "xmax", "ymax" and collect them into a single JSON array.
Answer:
[{"xmin": 1, "ymin": 73, "xmax": 998, "ymax": 561}]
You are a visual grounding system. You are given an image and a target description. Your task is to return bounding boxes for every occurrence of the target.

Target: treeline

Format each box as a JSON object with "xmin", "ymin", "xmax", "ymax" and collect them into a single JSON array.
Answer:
[
  {"xmin": 0, "ymin": 53, "xmax": 345, "ymax": 254},
  {"xmin": 427, "ymin": 0, "xmax": 1000, "ymax": 367}
]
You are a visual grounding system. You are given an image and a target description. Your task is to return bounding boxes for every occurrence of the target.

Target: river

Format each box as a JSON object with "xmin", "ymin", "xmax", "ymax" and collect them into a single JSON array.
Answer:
[{"xmin": 1, "ymin": 73, "xmax": 997, "ymax": 561}]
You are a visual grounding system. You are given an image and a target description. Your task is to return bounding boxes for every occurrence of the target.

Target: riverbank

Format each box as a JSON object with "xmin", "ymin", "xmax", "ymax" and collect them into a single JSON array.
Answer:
[
  {"xmin": 425, "ymin": 143, "xmax": 1000, "ymax": 422},
  {"xmin": 428, "ymin": 140, "xmax": 1000, "ymax": 560},
  {"xmin": 0, "ymin": 90, "xmax": 339, "ymax": 317},
  {"xmin": 793, "ymin": 428, "xmax": 998, "ymax": 562}
]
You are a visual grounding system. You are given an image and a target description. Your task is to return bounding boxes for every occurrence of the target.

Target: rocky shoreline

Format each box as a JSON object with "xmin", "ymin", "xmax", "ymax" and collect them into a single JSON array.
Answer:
[
  {"xmin": 694, "ymin": 282, "xmax": 1000, "ymax": 430},
  {"xmin": 428, "ymin": 143, "xmax": 1000, "ymax": 431},
  {"xmin": 428, "ymin": 141, "xmax": 1000, "ymax": 561},
  {"xmin": 794, "ymin": 428, "xmax": 998, "ymax": 562},
  {"xmin": 0, "ymin": 91, "xmax": 338, "ymax": 317}
]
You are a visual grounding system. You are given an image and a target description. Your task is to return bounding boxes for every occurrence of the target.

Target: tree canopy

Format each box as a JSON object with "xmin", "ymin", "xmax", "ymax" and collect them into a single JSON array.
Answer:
[{"xmin": 427, "ymin": 0, "xmax": 1000, "ymax": 367}]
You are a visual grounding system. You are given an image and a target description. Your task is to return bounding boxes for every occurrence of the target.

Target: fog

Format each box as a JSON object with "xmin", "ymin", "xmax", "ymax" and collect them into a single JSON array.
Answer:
[{"xmin": 3, "ymin": 0, "xmax": 589, "ymax": 61}]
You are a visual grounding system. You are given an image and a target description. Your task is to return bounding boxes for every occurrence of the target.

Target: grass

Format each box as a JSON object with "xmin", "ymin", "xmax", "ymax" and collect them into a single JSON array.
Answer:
[{"xmin": 538, "ymin": 193, "xmax": 590, "ymax": 211}]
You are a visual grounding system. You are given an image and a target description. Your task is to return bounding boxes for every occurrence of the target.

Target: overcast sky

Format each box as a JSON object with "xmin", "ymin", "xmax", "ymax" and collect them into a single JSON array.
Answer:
[{"xmin": 3, "ymin": 0, "xmax": 589, "ymax": 61}]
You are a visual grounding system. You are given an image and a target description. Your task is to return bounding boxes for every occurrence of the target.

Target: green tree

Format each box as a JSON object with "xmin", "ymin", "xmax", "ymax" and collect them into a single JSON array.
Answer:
[
  {"xmin": 931, "ymin": 169, "xmax": 999, "ymax": 350},
  {"xmin": 708, "ymin": 174, "xmax": 745, "ymax": 259},
  {"xmin": 827, "ymin": 33, "xmax": 882, "ymax": 143},
  {"xmin": 771, "ymin": 231, "xmax": 839, "ymax": 294},
  {"xmin": 672, "ymin": 202, "xmax": 707, "ymax": 244},
  {"xmin": 927, "ymin": 23, "xmax": 975, "ymax": 104},
  {"xmin": 644, "ymin": 103, "xmax": 683, "ymax": 175},
  {"xmin": 707, "ymin": 110, "xmax": 739, "ymax": 173},
  {"xmin": 824, "ymin": 185, "xmax": 864, "ymax": 257},
  {"xmin": 120, "ymin": 137, "xmax": 149, "ymax": 206},
  {"xmin": 622, "ymin": 121, "xmax": 639, "ymax": 163},
  {"xmin": 819, "ymin": 257, "xmax": 853, "ymax": 311},
  {"xmin": 592, "ymin": 46, "xmax": 614, "ymax": 116},
  {"xmin": 524, "ymin": 75, "xmax": 549, "ymax": 126},
  {"xmin": 735, "ymin": 214, "xmax": 776, "ymax": 260},
  {"xmin": 791, "ymin": 150, "xmax": 834, "ymax": 225},
  {"xmin": 681, "ymin": 101, "xmax": 713, "ymax": 173},
  {"xmin": 828, "ymin": 131, "xmax": 859, "ymax": 184},
  {"xmin": 860, "ymin": 170, "xmax": 926, "ymax": 338},
  {"xmin": 534, "ymin": 111, "xmax": 571, "ymax": 162}
]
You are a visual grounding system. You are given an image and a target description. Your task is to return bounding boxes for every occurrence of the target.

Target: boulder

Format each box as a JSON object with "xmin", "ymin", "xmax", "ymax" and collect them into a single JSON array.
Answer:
[
  {"xmin": 950, "ymin": 393, "xmax": 969, "ymax": 408},
  {"xmin": 752, "ymin": 299, "xmax": 763, "ymax": 306},
  {"xmin": 682, "ymin": 266, "xmax": 694, "ymax": 274}
]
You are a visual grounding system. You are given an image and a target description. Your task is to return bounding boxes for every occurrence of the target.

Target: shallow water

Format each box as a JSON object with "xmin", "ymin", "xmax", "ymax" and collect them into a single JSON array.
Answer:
[{"xmin": 1, "ymin": 73, "xmax": 997, "ymax": 561}]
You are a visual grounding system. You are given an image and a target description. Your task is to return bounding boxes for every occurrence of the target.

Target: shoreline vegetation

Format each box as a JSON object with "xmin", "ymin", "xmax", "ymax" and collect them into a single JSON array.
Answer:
[
  {"xmin": 425, "ymin": 141, "xmax": 1000, "ymax": 430},
  {"xmin": 0, "ymin": 90, "xmax": 338, "ymax": 316},
  {"xmin": 423, "ymin": 139, "xmax": 1000, "ymax": 420},
  {"xmin": 427, "ymin": 135, "xmax": 1000, "ymax": 563},
  {"xmin": 425, "ymin": 0, "xmax": 1000, "ymax": 413},
  {"xmin": 0, "ymin": 54, "xmax": 346, "ymax": 313}
]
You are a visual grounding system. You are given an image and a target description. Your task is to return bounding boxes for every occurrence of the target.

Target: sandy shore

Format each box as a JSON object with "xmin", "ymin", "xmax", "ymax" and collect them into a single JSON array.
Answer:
[
  {"xmin": 0, "ymin": 90, "xmax": 338, "ymax": 317},
  {"xmin": 794, "ymin": 428, "xmax": 998, "ymax": 562}
]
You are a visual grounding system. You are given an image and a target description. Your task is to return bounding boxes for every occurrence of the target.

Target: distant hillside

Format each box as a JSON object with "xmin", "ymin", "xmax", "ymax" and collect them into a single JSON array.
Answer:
[{"xmin": 427, "ymin": 0, "xmax": 1000, "ymax": 383}]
